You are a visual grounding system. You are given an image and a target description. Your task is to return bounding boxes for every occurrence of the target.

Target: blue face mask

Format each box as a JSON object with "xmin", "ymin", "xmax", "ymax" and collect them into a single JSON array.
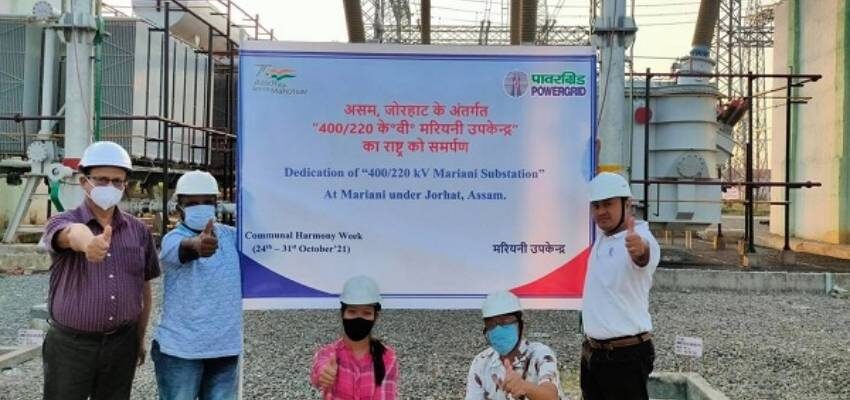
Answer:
[
  {"xmin": 183, "ymin": 204, "xmax": 216, "ymax": 231},
  {"xmin": 487, "ymin": 323, "xmax": 519, "ymax": 356}
]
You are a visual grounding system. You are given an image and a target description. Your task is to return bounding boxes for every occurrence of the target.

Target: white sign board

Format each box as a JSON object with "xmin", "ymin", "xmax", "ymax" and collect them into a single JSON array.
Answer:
[
  {"xmin": 17, "ymin": 329, "xmax": 45, "ymax": 347},
  {"xmin": 674, "ymin": 336, "xmax": 704, "ymax": 358},
  {"xmin": 238, "ymin": 41, "xmax": 597, "ymax": 309}
]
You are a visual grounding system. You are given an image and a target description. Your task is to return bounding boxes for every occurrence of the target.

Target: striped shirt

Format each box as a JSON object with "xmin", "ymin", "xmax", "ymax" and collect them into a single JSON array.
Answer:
[
  {"xmin": 311, "ymin": 339, "xmax": 399, "ymax": 400},
  {"xmin": 40, "ymin": 203, "xmax": 161, "ymax": 333},
  {"xmin": 465, "ymin": 340, "xmax": 566, "ymax": 400}
]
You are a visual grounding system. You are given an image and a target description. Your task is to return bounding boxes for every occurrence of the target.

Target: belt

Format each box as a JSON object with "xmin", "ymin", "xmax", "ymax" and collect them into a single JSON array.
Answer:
[
  {"xmin": 585, "ymin": 332, "xmax": 652, "ymax": 351},
  {"xmin": 49, "ymin": 320, "xmax": 136, "ymax": 341}
]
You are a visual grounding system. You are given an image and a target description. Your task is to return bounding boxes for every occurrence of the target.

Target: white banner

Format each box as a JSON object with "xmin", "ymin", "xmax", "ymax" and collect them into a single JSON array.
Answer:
[{"xmin": 238, "ymin": 41, "xmax": 596, "ymax": 309}]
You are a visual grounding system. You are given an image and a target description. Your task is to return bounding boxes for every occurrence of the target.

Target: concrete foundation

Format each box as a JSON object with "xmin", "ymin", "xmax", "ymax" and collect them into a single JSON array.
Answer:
[
  {"xmin": 0, "ymin": 244, "xmax": 50, "ymax": 273},
  {"xmin": 757, "ymin": 232, "xmax": 850, "ymax": 260},
  {"xmin": 779, "ymin": 249, "xmax": 797, "ymax": 265},
  {"xmin": 0, "ymin": 345, "xmax": 40, "ymax": 370},
  {"xmin": 649, "ymin": 372, "xmax": 730, "ymax": 400},
  {"xmin": 712, "ymin": 234, "xmax": 726, "ymax": 250},
  {"xmin": 740, "ymin": 252, "xmax": 763, "ymax": 269},
  {"xmin": 654, "ymin": 268, "xmax": 850, "ymax": 294}
]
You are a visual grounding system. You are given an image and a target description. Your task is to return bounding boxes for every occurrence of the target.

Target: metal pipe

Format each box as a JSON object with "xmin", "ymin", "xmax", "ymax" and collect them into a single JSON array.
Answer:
[
  {"xmin": 181, "ymin": 47, "xmax": 188, "ymax": 164},
  {"xmin": 144, "ymin": 28, "xmax": 154, "ymax": 159},
  {"xmin": 205, "ymin": 26, "xmax": 213, "ymax": 167},
  {"xmin": 520, "ymin": 0, "xmax": 537, "ymax": 44},
  {"xmin": 225, "ymin": 0, "xmax": 234, "ymax": 207},
  {"xmin": 510, "ymin": 0, "xmax": 521, "ymax": 45},
  {"xmin": 39, "ymin": 27, "xmax": 57, "ymax": 137},
  {"xmin": 629, "ymin": 179, "xmax": 821, "ymax": 188},
  {"xmin": 643, "ymin": 69, "xmax": 650, "ymax": 221},
  {"xmin": 161, "ymin": 0, "xmax": 171, "ymax": 235},
  {"xmin": 93, "ymin": 2, "xmax": 104, "ymax": 141},
  {"xmin": 624, "ymin": 199, "xmax": 790, "ymax": 205},
  {"xmin": 342, "ymin": 0, "xmax": 366, "ymax": 43},
  {"xmin": 56, "ymin": 54, "xmax": 65, "ymax": 137},
  {"xmin": 64, "ymin": 0, "xmax": 96, "ymax": 168},
  {"xmin": 746, "ymin": 71, "xmax": 755, "ymax": 253},
  {"xmin": 629, "ymin": 71, "xmax": 821, "ymax": 80},
  {"xmin": 191, "ymin": 49, "xmax": 199, "ymax": 165},
  {"xmin": 784, "ymin": 75, "xmax": 793, "ymax": 250},
  {"xmin": 421, "ymin": 0, "xmax": 431, "ymax": 44},
  {"xmin": 596, "ymin": 0, "xmax": 629, "ymax": 175},
  {"xmin": 0, "ymin": 115, "xmax": 234, "ymax": 138}
]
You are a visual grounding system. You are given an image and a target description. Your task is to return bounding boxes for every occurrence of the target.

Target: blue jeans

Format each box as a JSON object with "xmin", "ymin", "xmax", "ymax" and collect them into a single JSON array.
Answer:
[{"xmin": 151, "ymin": 340, "xmax": 239, "ymax": 400}]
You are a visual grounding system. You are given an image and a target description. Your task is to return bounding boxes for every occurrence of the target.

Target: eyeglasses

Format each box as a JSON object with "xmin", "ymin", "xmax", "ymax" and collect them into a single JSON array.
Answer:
[
  {"xmin": 180, "ymin": 199, "xmax": 217, "ymax": 208},
  {"xmin": 484, "ymin": 316, "xmax": 519, "ymax": 332},
  {"xmin": 86, "ymin": 176, "xmax": 127, "ymax": 188}
]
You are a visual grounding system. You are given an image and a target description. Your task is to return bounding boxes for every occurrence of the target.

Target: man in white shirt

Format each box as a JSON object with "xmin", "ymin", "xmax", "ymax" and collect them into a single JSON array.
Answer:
[
  {"xmin": 580, "ymin": 172, "xmax": 660, "ymax": 400},
  {"xmin": 465, "ymin": 291, "xmax": 565, "ymax": 400}
]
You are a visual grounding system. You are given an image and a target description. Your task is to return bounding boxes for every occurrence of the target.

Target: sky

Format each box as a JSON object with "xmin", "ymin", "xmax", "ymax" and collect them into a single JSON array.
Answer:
[{"xmin": 105, "ymin": 0, "xmax": 750, "ymax": 73}]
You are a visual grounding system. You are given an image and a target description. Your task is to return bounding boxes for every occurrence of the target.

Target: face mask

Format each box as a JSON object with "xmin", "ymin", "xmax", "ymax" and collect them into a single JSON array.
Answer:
[
  {"xmin": 86, "ymin": 183, "xmax": 123, "ymax": 211},
  {"xmin": 342, "ymin": 317, "xmax": 375, "ymax": 341},
  {"xmin": 487, "ymin": 323, "xmax": 519, "ymax": 356},
  {"xmin": 183, "ymin": 204, "xmax": 216, "ymax": 231}
]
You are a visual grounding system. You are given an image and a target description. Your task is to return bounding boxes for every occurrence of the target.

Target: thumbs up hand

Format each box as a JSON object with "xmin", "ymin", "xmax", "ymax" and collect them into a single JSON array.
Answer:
[
  {"xmin": 195, "ymin": 219, "xmax": 218, "ymax": 257},
  {"xmin": 502, "ymin": 358, "xmax": 528, "ymax": 397},
  {"xmin": 624, "ymin": 216, "xmax": 647, "ymax": 260},
  {"xmin": 318, "ymin": 353, "xmax": 338, "ymax": 391},
  {"xmin": 85, "ymin": 225, "xmax": 112, "ymax": 262}
]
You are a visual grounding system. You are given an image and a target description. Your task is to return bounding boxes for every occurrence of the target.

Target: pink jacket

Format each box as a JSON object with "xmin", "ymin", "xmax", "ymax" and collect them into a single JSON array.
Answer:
[{"xmin": 310, "ymin": 339, "xmax": 399, "ymax": 400}]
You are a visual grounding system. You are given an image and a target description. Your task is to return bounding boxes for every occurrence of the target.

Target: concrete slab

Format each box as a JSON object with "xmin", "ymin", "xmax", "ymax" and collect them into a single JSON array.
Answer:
[
  {"xmin": 654, "ymin": 268, "xmax": 850, "ymax": 294},
  {"xmin": 0, "ymin": 345, "xmax": 40, "ymax": 370},
  {"xmin": 833, "ymin": 273, "xmax": 850, "ymax": 289},
  {"xmin": 649, "ymin": 372, "xmax": 730, "ymax": 400},
  {"xmin": 758, "ymin": 232, "xmax": 850, "ymax": 260},
  {"xmin": 0, "ymin": 244, "xmax": 50, "ymax": 273}
]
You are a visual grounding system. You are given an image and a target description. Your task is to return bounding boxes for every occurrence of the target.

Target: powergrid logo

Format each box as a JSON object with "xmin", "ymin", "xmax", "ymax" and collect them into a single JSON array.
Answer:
[
  {"xmin": 253, "ymin": 64, "xmax": 308, "ymax": 96},
  {"xmin": 503, "ymin": 71, "xmax": 530, "ymax": 97},
  {"xmin": 529, "ymin": 70, "xmax": 588, "ymax": 97}
]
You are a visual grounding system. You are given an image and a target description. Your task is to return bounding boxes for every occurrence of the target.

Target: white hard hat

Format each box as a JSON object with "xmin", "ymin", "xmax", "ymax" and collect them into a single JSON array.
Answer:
[
  {"xmin": 175, "ymin": 170, "xmax": 219, "ymax": 196},
  {"xmin": 79, "ymin": 141, "xmax": 132, "ymax": 171},
  {"xmin": 340, "ymin": 276, "xmax": 382, "ymax": 305},
  {"xmin": 589, "ymin": 172, "xmax": 632, "ymax": 202},
  {"xmin": 482, "ymin": 290, "xmax": 522, "ymax": 318}
]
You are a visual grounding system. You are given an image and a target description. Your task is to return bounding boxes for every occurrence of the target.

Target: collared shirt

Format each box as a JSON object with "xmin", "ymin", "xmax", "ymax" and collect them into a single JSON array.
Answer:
[
  {"xmin": 154, "ymin": 223, "xmax": 242, "ymax": 359},
  {"xmin": 311, "ymin": 339, "xmax": 399, "ymax": 400},
  {"xmin": 40, "ymin": 203, "xmax": 160, "ymax": 333},
  {"xmin": 465, "ymin": 339, "xmax": 565, "ymax": 400},
  {"xmin": 582, "ymin": 220, "xmax": 660, "ymax": 340}
]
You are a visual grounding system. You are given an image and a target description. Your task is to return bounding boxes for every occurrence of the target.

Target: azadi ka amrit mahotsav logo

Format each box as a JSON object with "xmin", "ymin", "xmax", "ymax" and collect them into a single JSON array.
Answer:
[{"xmin": 253, "ymin": 65, "xmax": 307, "ymax": 96}]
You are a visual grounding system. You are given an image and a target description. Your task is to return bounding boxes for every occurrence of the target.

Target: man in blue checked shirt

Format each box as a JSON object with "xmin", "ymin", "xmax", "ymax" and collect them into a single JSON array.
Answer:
[{"xmin": 152, "ymin": 170, "xmax": 242, "ymax": 400}]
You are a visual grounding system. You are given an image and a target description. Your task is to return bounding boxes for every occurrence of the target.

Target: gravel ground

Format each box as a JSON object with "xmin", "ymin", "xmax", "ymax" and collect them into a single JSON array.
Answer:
[
  {"xmin": 0, "ymin": 275, "xmax": 48, "ymax": 346},
  {"xmin": 1, "ymin": 274, "xmax": 849, "ymax": 399}
]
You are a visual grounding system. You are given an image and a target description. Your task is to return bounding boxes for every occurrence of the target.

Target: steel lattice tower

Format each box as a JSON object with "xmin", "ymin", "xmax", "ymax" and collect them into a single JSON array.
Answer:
[
  {"xmin": 360, "ymin": 0, "xmax": 591, "ymax": 45},
  {"xmin": 714, "ymin": 0, "xmax": 773, "ymax": 199}
]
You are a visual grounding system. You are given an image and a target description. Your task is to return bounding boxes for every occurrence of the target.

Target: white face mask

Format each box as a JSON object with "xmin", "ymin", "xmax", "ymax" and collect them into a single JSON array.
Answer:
[{"xmin": 86, "ymin": 183, "xmax": 124, "ymax": 210}]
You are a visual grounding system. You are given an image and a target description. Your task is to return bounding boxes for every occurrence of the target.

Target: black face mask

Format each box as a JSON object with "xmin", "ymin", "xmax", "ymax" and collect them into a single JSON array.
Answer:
[{"xmin": 342, "ymin": 317, "xmax": 375, "ymax": 341}]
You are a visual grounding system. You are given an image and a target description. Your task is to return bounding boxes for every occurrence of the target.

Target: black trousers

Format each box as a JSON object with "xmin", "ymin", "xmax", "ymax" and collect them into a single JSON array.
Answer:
[
  {"xmin": 580, "ymin": 339, "xmax": 655, "ymax": 400},
  {"xmin": 42, "ymin": 323, "xmax": 139, "ymax": 400}
]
